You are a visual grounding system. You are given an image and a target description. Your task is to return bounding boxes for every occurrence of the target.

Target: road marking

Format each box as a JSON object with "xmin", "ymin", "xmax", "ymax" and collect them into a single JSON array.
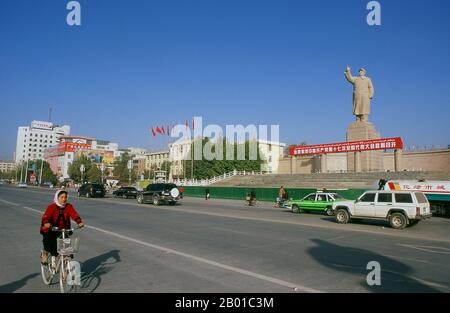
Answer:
[
  {"xmin": 12, "ymin": 203, "xmax": 324, "ymax": 293},
  {"xmin": 399, "ymin": 244, "xmax": 450, "ymax": 255},
  {"xmin": 0, "ymin": 199, "xmax": 20, "ymax": 206}
]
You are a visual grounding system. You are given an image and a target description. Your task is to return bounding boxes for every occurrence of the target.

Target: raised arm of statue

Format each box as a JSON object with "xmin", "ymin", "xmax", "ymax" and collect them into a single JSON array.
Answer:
[
  {"xmin": 345, "ymin": 68, "xmax": 355, "ymax": 84},
  {"xmin": 368, "ymin": 78, "xmax": 374, "ymax": 98}
]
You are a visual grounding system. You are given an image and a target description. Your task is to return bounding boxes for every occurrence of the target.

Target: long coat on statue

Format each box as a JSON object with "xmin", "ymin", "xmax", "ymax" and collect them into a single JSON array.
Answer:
[{"xmin": 345, "ymin": 70, "xmax": 374, "ymax": 116}]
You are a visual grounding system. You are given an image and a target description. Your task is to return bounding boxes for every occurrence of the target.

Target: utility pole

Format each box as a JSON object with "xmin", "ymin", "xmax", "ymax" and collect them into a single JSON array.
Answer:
[
  {"xmin": 20, "ymin": 161, "xmax": 24, "ymax": 183},
  {"xmin": 80, "ymin": 164, "xmax": 85, "ymax": 184},
  {"xmin": 101, "ymin": 163, "xmax": 105, "ymax": 184},
  {"xmin": 127, "ymin": 160, "xmax": 132, "ymax": 185},
  {"xmin": 38, "ymin": 159, "xmax": 44, "ymax": 185},
  {"xmin": 191, "ymin": 140, "xmax": 194, "ymax": 180},
  {"xmin": 24, "ymin": 160, "xmax": 29, "ymax": 183}
]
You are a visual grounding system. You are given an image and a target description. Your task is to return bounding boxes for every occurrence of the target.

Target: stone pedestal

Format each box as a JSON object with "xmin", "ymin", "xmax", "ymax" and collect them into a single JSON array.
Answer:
[
  {"xmin": 290, "ymin": 156, "xmax": 296, "ymax": 174},
  {"xmin": 347, "ymin": 121, "xmax": 384, "ymax": 172},
  {"xmin": 320, "ymin": 154, "xmax": 327, "ymax": 173},
  {"xmin": 394, "ymin": 149, "xmax": 403, "ymax": 171}
]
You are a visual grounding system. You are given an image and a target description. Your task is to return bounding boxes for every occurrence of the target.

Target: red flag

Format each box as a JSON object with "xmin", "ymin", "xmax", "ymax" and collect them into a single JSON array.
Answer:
[
  {"xmin": 156, "ymin": 126, "xmax": 162, "ymax": 135},
  {"xmin": 161, "ymin": 124, "xmax": 165, "ymax": 135},
  {"xmin": 151, "ymin": 127, "xmax": 156, "ymax": 137}
]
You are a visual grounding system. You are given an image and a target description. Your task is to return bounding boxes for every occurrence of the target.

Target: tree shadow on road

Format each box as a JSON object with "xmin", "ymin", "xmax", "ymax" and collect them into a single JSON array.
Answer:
[
  {"xmin": 0, "ymin": 273, "xmax": 40, "ymax": 293},
  {"xmin": 79, "ymin": 249, "xmax": 121, "ymax": 293},
  {"xmin": 307, "ymin": 239, "xmax": 440, "ymax": 293}
]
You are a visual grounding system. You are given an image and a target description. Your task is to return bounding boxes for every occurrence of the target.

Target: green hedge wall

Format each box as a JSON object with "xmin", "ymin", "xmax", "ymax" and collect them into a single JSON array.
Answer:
[{"xmin": 183, "ymin": 186, "xmax": 367, "ymax": 202}]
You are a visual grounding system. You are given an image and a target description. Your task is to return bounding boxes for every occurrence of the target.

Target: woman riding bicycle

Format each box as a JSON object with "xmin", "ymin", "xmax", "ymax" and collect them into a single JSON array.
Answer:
[{"xmin": 40, "ymin": 189, "xmax": 84, "ymax": 265}]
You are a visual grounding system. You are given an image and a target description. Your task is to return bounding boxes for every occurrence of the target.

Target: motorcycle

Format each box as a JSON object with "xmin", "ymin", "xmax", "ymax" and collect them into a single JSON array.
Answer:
[{"xmin": 275, "ymin": 197, "xmax": 287, "ymax": 208}]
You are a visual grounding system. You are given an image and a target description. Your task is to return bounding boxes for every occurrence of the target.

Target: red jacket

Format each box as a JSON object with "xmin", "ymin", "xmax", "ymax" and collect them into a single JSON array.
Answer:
[{"xmin": 40, "ymin": 203, "xmax": 82, "ymax": 234}]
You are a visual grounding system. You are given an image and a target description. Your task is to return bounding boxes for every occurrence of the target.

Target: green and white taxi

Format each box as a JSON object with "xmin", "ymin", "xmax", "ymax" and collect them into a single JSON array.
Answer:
[{"xmin": 285, "ymin": 192, "xmax": 347, "ymax": 216}]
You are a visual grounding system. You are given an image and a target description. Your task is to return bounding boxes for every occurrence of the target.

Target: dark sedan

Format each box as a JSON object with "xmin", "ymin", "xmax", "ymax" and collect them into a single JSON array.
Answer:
[{"xmin": 113, "ymin": 186, "xmax": 138, "ymax": 199}]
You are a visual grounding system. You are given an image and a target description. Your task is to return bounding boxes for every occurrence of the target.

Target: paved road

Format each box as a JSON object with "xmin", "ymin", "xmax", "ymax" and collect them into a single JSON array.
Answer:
[{"xmin": 0, "ymin": 185, "xmax": 449, "ymax": 293}]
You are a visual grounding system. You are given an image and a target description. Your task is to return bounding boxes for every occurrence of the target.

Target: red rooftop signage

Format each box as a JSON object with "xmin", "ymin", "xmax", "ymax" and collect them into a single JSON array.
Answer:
[{"xmin": 290, "ymin": 137, "xmax": 403, "ymax": 156}]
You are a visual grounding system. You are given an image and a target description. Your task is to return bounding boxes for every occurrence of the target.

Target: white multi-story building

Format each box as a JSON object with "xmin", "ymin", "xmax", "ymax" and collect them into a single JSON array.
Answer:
[
  {"xmin": 257, "ymin": 140, "xmax": 286, "ymax": 174},
  {"xmin": 15, "ymin": 120, "xmax": 70, "ymax": 164},
  {"xmin": 0, "ymin": 161, "xmax": 16, "ymax": 173},
  {"xmin": 169, "ymin": 140, "xmax": 193, "ymax": 178},
  {"xmin": 91, "ymin": 140, "xmax": 119, "ymax": 154},
  {"xmin": 168, "ymin": 138, "xmax": 286, "ymax": 177},
  {"xmin": 127, "ymin": 147, "xmax": 147, "ymax": 157},
  {"xmin": 145, "ymin": 151, "xmax": 170, "ymax": 171}
]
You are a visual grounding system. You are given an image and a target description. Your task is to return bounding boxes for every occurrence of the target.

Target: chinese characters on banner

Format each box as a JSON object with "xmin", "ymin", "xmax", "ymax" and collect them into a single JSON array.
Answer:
[
  {"xmin": 387, "ymin": 181, "xmax": 449, "ymax": 193},
  {"xmin": 290, "ymin": 137, "xmax": 403, "ymax": 156}
]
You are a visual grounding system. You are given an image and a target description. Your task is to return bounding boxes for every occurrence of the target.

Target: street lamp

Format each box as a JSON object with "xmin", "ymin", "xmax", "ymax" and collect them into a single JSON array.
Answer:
[
  {"xmin": 101, "ymin": 163, "xmax": 105, "ymax": 184},
  {"xmin": 80, "ymin": 164, "xmax": 85, "ymax": 184},
  {"xmin": 127, "ymin": 160, "xmax": 132, "ymax": 185}
]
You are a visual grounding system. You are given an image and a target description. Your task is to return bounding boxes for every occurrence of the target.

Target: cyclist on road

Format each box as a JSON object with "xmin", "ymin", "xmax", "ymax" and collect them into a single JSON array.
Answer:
[
  {"xmin": 40, "ymin": 189, "xmax": 84, "ymax": 265},
  {"xmin": 276, "ymin": 186, "xmax": 287, "ymax": 208}
]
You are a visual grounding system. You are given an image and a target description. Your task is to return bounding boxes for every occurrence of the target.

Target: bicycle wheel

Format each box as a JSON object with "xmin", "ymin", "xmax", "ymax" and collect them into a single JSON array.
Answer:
[
  {"xmin": 59, "ymin": 257, "xmax": 79, "ymax": 293},
  {"xmin": 40, "ymin": 257, "xmax": 55, "ymax": 285}
]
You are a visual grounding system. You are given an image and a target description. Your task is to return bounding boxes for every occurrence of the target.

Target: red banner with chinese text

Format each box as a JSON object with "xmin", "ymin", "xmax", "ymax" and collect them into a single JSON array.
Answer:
[{"xmin": 290, "ymin": 137, "xmax": 403, "ymax": 156}]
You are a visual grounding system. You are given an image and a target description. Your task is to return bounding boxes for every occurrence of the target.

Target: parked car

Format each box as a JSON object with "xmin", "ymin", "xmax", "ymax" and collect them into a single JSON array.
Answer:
[
  {"xmin": 285, "ymin": 192, "xmax": 347, "ymax": 216},
  {"xmin": 137, "ymin": 183, "xmax": 180, "ymax": 205},
  {"xmin": 17, "ymin": 183, "xmax": 27, "ymax": 188},
  {"xmin": 42, "ymin": 181, "xmax": 53, "ymax": 188},
  {"xmin": 113, "ymin": 186, "xmax": 138, "ymax": 199},
  {"xmin": 77, "ymin": 183, "xmax": 106, "ymax": 198},
  {"xmin": 332, "ymin": 190, "xmax": 432, "ymax": 229}
]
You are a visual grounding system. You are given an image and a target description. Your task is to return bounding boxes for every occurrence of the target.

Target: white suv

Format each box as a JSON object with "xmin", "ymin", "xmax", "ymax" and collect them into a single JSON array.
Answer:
[{"xmin": 332, "ymin": 191, "xmax": 432, "ymax": 229}]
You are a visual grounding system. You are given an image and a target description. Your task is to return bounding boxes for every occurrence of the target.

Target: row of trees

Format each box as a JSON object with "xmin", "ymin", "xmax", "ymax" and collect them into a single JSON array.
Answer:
[
  {"xmin": 3, "ymin": 160, "xmax": 58, "ymax": 185},
  {"xmin": 68, "ymin": 154, "xmax": 103, "ymax": 184},
  {"xmin": 181, "ymin": 138, "xmax": 264, "ymax": 180}
]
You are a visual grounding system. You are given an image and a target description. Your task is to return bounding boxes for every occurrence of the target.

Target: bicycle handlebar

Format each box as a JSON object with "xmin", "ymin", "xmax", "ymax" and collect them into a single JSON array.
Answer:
[{"xmin": 51, "ymin": 226, "xmax": 82, "ymax": 232}]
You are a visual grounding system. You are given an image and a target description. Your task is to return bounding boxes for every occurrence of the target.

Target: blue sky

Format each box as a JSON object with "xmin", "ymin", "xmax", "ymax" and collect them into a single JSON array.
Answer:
[{"xmin": 1, "ymin": 0, "xmax": 449, "ymax": 160}]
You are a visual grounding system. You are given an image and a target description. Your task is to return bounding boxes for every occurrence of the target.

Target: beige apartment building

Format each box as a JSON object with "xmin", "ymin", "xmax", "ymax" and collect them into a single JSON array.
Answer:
[{"xmin": 0, "ymin": 161, "xmax": 16, "ymax": 173}]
